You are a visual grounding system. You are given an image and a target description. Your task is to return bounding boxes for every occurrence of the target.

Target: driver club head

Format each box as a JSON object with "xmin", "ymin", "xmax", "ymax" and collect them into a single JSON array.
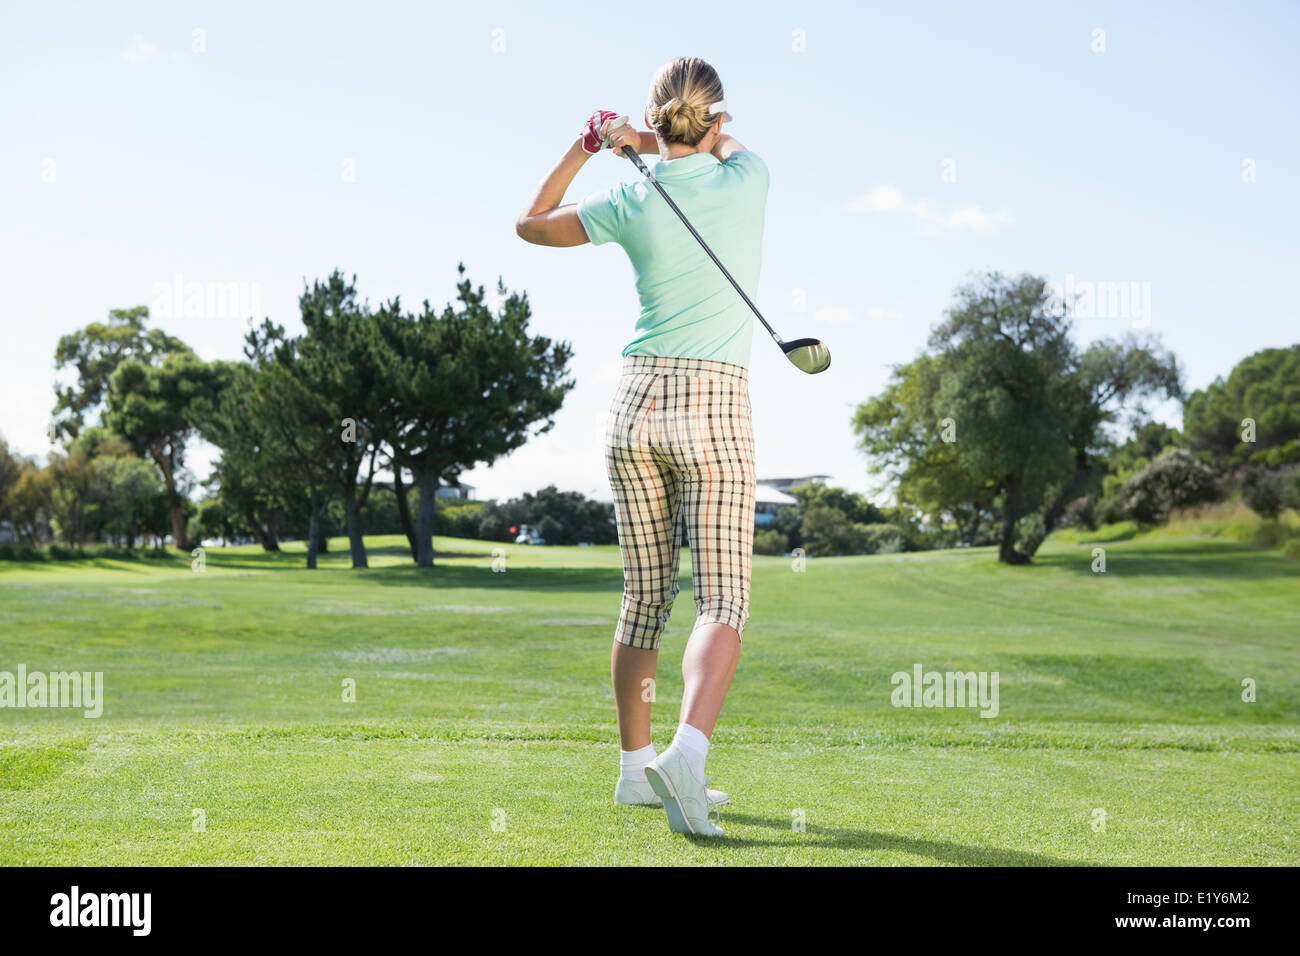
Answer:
[{"xmin": 781, "ymin": 338, "xmax": 831, "ymax": 374}]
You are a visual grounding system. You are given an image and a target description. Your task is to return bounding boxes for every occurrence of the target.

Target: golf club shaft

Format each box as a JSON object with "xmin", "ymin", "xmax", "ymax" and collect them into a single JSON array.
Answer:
[{"xmin": 622, "ymin": 148, "xmax": 783, "ymax": 347}]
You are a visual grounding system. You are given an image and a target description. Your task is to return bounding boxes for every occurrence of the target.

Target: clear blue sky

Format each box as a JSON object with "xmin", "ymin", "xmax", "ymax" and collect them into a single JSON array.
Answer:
[{"xmin": 3, "ymin": 1, "xmax": 1296, "ymax": 502}]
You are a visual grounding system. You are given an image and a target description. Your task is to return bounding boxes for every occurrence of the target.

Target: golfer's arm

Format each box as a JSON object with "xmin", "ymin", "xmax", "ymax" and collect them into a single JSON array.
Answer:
[
  {"xmin": 711, "ymin": 133, "xmax": 747, "ymax": 162},
  {"xmin": 516, "ymin": 138, "xmax": 592, "ymax": 247}
]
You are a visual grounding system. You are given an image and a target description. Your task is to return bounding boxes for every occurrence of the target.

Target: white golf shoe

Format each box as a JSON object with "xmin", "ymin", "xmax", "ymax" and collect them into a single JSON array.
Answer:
[
  {"xmin": 615, "ymin": 777, "xmax": 729, "ymax": 808},
  {"xmin": 643, "ymin": 746, "xmax": 725, "ymax": 837}
]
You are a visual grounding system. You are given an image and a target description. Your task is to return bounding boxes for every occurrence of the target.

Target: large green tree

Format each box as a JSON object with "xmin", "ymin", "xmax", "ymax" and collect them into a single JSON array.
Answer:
[
  {"xmin": 51, "ymin": 307, "xmax": 188, "ymax": 441},
  {"xmin": 293, "ymin": 273, "xmax": 385, "ymax": 568},
  {"xmin": 373, "ymin": 267, "xmax": 573, "ymax": 567},
  {"xmin": 105, "ymin": 351, "xmax": 235, "ymax": 550},
  {"xmin": 192, "ymin": 362, "xmax": 294, "ymax": 552},
  {"xmin": 1183, "ymin": 345, "xmax": 1300, "ymax": 465},
  {"xmin": 239, "ymin": 320, "xmax": 339, "ymax": 569},
  {"xmin": 854, "ymin": 271, "xmax": 1182, "ymax": 563}
]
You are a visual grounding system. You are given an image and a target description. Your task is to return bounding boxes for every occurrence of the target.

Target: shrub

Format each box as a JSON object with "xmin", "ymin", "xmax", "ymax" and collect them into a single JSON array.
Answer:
[
  {"xmin": 1241, "ymin": 467, "xmax": 1284, "ymax": 521},
  {"xmin": 476, "ymin": 508, "xmax": 510, "ymax": 542},
  {"xmin": 753, "ymin": 528, "xmax": 788, "ymax": 555},
  {"xmin": 800, "ymin": 504, "xmax": 871, "ymax": 556},
  {"xmin": 1120, "ymin": 449, "xmax": 1221, "ymax": 525},
  {"xmin": 0, "ymin": 544, "xmax": 44, "ymax": 561},
  {"xmin": 1063, "ymin": 495, "xmax": 1098, "ymax": 531},
  {"xmin": 861, "ymin": 523, "xmax": 904, "ymax": 554},
  {"xmin": 536, "ymin": 515, "xmax": 563, "ymax": 545},
  {"xmin": 438, "ymin": 501, "xmax": 484, "ymax": 539}
]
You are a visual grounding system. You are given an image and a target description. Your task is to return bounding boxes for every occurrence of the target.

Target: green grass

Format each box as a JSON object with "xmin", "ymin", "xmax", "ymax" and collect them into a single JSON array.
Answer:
[{"xmin": 1, "ymin": 533, "xmax": 1297, "ymax": 865}]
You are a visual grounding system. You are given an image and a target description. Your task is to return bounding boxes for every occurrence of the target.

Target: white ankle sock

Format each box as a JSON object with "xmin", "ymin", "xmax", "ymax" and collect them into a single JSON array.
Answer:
[
  {"xmin": 671, "ymin": 723, "xmax": 710, "ymax": 784},
  {"xmin": 619, "ymin": 743, "xmax": 657, "ymax": 783}
]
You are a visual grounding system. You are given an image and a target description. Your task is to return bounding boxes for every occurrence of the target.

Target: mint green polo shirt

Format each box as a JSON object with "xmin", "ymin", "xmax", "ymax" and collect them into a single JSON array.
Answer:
[{"xmin": 576, "ymin": 150, "xmax": 770, "ymax": 369}]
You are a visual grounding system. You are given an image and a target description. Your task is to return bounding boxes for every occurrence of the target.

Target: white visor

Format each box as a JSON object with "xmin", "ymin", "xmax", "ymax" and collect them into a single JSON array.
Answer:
[{"xmin": 709, "ymin": 99, "xmax": 733, "ymax": 123}]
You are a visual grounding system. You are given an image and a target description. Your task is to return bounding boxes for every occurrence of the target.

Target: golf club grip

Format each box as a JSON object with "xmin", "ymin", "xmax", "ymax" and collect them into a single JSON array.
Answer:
[{"xmin": 623, "ymin": 149, "xmax": 781, "ymax": 344}]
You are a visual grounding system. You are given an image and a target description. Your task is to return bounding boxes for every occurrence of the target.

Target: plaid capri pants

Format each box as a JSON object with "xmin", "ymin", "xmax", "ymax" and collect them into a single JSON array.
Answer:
[{"xmin": 604, "ymin": 354, "xmax": 757, "ymax": 650}]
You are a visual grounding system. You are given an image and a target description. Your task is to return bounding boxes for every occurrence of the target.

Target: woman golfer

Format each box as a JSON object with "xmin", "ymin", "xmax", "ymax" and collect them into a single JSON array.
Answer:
[{"xmin": 516, "ymin": 56, "xmax": 767, "ymax": 837}]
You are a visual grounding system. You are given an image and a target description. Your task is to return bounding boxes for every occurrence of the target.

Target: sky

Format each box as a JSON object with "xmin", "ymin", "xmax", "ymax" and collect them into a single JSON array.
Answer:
[{"xmin": 3, "ymin": 0, "xmax": 1297, "ymax": 504}]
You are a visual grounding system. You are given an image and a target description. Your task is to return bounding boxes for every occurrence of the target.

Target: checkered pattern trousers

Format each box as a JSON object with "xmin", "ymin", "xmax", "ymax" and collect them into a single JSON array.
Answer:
[{"xmin": 605, "ymin": 354, "xmax": 757, "ymax": 650}]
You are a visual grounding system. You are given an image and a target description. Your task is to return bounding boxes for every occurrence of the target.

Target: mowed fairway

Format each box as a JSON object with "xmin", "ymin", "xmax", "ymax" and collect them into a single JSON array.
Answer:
[{"xmin": 1, "ymin": 534, "xmax": 1297, "ymax": 866}]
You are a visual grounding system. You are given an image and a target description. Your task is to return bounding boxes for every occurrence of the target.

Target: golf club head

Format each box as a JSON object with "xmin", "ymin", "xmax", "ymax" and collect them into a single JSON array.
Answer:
[{"xmin": 782, "ymin": 338, "xmax": 831, "ymax": 374}]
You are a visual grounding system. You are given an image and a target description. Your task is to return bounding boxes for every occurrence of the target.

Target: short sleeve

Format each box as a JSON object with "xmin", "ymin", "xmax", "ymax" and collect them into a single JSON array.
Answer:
[
  {"xmin": 722, "ymin": 150, "xmax": 770, "ymax": 194},
  {"xmin": 576, "ymin": 185, "xmax": 624, "ymax": 246}
]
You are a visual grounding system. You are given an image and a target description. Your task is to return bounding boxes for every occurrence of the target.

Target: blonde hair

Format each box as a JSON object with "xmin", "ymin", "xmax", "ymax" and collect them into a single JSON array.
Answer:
[{"xmin": 645, "ymin": 57, "xmax": 726, "ymax": 146}]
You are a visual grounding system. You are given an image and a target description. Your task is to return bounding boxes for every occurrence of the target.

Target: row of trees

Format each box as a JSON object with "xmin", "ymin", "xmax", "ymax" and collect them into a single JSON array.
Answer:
[
  {"xmin": 6, "ymin": 267, "xmax": 1293, "ymax": 566},
  {"xmin": 1, "ymin": 267, "xmax": 575, "ymax": 568},
  {"xmin": 852, "ymin": 271, "xmax": 1299, "ymax": 562}
]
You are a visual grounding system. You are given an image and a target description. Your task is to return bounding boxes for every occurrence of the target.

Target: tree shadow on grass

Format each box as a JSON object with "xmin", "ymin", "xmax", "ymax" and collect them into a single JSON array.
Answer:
[
  {"xmin": 362, "ymin": 563, "xmax": 628, "ymax": 594},
  {"xmin": 699, "ymin": 812, "xmax": 1086, "ymax": 865},
  {"xmin": 1034, "ymin": 541, "xmax": 1300, "ymax": 580}
]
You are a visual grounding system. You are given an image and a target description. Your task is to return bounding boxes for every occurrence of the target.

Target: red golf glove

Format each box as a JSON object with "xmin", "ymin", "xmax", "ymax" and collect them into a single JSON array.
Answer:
[{"xmin": 581, "ymin": 110, "xmax": 625, "ymax": 154}]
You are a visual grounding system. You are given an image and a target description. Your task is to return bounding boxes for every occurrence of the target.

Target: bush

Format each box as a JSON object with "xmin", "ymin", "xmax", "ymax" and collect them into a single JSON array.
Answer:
[
  {"xmin": 1242, "ymin": 467, "xmax": 1285, "ymax": 521},
  {"xmin": 477, "ymin": 508, "xmax": 510, "ymax": 543},
  {"xmin": 536, "ymin": 515, "xmax": 563, "ymax": 545},
  {"xmin": 1015, "ymin": 513, "xmax": 1048, "ymax": 555},
  {"xmin": 861, "ymin": 523, "xmax": 904, "ymax": 554},
  {"xmin": 753, "ymin": 528, "xmax": 788, "ymax": 555},
  {"xmin": 0, "ymin": 544, "xmax": 43, "ymax": 561},
  {"xmin": 800, "ymin": 504, "xmax": 871, "ymax": 556},
  {"xmin": 1063, "ymin": 495, "xmax": 1098, "ymax": 531},
  {"xmin": 768, "ymin": 506, "xmax": 804, "ymax": 551},
  {"xmin": 438, "ymin": 501, "xmax": 484, "ymax": 539},
  {"xmin": 1283, "ymin": 537, "xmax": 1300, "ymax": 562},
  {"xmin": 481, "ymin": 486, "xmax": 617, "ymax": 545},
  {"xmin": 1120, "ymin": 449, "xmax": 1221, "ymax": 525}
]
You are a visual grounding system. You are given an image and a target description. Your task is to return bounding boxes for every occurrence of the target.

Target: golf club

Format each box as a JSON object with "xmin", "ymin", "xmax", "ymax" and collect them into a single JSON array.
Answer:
[{"xmin": 609, "ymin": 120, "xmax": 831, "ymax": 375}]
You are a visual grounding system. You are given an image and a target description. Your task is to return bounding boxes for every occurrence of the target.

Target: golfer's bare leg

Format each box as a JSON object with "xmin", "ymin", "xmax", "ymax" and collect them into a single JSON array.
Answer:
[
  {"xmin": 679, "ymin": 621, "xmax": 740, "ymax": 737},
  {"xmin": 611, "ymin": 642, "xmax": 658, "ymax": 750}
]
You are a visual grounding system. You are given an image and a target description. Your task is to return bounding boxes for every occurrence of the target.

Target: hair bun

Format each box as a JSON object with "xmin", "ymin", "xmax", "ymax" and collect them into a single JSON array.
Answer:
[{"xmin": 647, "ymin": 57, "xmax": 724, "ymax": 146}]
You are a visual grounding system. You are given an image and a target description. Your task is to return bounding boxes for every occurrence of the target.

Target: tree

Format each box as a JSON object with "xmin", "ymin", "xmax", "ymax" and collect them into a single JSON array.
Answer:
[
  {"xmin": 854, "ymin": 356, "xmax": 999, "ymax": 547},
  {"xmin": 373, "ymin": 267, "xmax": 574, "ymax": 567},
  {"xmin": 4, "ymin": 463, "xmax": 51, "ymax": 546},
  {"xmin": 1, "ymin": 438, "xmax": 46, "ymax": 545},
  {"xmin": 196, "ymin": 350, "xmax": 307, "ymax": 553},
  {"xmin": 800, "ymin": 503, "xmax": 874, "ymax": 556},
  {"xmin": 239, "ymin": 320, "xmax": 338, "ymax": 569},
  {"xmin": 292, "ymin": 273, "xmax": 385, "ymax": 568},
  {"xmin": 51, "ymin": 307, "xmax": 188, "ymax": 441},
  {"xmin": 853, "ymin": 271, "xmax": 1182, "ymax": 563},
  {"xmin": 47, "ymin": 428, "xmax": 124, "ymax": 544},
  {"xmin": 104, "ymin": 351, "xmax": 235, "ymax": 550},
  {"xmin": 788, "ymin": 481, "xmax": 885, "ymax": 525},
  {"xmin": 99, "ymin": 452, "xmax": 168, "ymax": 548},
  {"xmin": 1184, "ymin": 345, "xmax": 1300, "ymax": 464},
  {"xmin": 0, "ymin": 437, "xmax": 23, "ymax": 510},
  {"xmin": 486, "ymin": 485, "xmax": 616, "ymax": 545}
]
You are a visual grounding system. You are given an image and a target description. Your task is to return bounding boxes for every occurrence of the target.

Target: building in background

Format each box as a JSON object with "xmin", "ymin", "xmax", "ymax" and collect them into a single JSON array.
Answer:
[
  {"xmin": 757, "ymin": 475, "xmax": 831, "ymax": 495},
  {"xmin": 435, "ymin": 483, "xmax": 475, "ymax": 501},
  {"xmin": 754, "ymin": 475, "xmax": 831, "ymax": 526},
  {"xmin": 754, "ymin": 485, "xmax": 798, "ymax": 526},
  {"xmin": 590, "ymin": 475, "xmax": 834, "ymax": 528}
]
